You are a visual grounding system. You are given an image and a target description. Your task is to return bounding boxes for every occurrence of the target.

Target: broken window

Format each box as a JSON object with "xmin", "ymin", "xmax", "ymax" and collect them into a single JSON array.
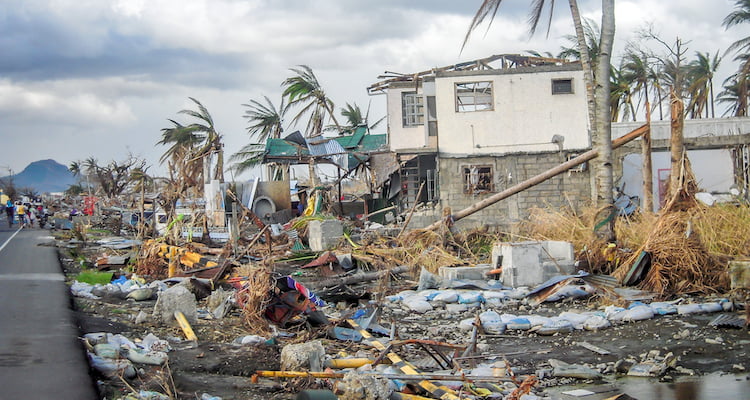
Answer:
[
  {"xmin": 552, "ymin": 78, "xmax": 573, "ymax": 94},
  {"xmin": 402, "ymin": 92, "xmax": 424, "ymax": 127},
  {"xmin": 463, "ymin": 165, "xmax": 494, "ymax": 194},
  {"xmin": 456, "ymin": 81, "xmax": 493, "ymax": 112}
]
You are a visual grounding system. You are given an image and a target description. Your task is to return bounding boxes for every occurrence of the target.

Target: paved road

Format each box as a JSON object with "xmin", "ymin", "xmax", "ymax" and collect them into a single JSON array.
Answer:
[{"xmin": 0, "ymin": 214, "xmax": 98, "ymax": 399}]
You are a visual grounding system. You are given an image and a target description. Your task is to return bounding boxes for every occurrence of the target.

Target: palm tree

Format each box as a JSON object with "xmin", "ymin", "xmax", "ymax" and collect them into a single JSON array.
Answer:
[
  {"xmin": 621, "ymin": 47, "xmax": 655, "ymax": 211},
  {"xmin": 463, "ymin": 0, "xmax": 616, "ymax": 241},
  {"xmin": 686, "ymin": 51, "xmax": 721, "ymax": 118},
  {"xmin": 325, "ymin": 102, "xmax": 386, "ymax": 134},
  {"xmin": 243, "ymin": 95, "xmax": 286, "ymax": 142},
  {"xmin": 282, "ymin": 65, "xmax": 342, "ymax": 137},
  {"xmin": 129, "ymin": 166, "xmax": 153, "ymax": 239},
  {"xmin": 557, "ymin": 17, "xmax": 601, "ymax": 65},
  {"xmin": 177, "ymin": 97, "xmax": 225, "ymax": 183},
  {"xmin": 723, "ymin": 0, "xmax": 750, "ymax": 56},
  {"xmin": 158, "ymin": 119, "xmax": 203, "ymax": 189},
  {"xmin": 610, "ymin": 66, "xmax": 634, "ymax": 122},
  {"xmin": 718, "ymin": 72, "xmax": 750, "ymax": 116},
  {"xmin": 230, "ymin": 96, "xmax": 287, "ymax": 176},
  {"xmin": 724, "ymin": 3, "xmax": 750, "ymax": 119},
  {"xmin": 622, "ymin": 48, "xmax": 651, "ymax": 120}
]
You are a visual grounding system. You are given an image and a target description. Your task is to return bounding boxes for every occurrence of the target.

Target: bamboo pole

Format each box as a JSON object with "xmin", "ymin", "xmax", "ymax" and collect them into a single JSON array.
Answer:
[{"xmin": 425, "ymin": 124, "xmax": 649, "ymax": 231}]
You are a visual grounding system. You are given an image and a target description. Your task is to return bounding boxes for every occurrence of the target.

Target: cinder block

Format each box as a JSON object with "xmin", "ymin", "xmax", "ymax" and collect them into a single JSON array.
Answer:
[
  {"xmin": 540, "ymin": 241, "xmax": 575, "ymax": 262},
  {"xmin": 491, "ymin": 240, "xmax": 576, "ymax": 288},
  {"xmin": 439, "ymin": 264, "xmax": 493, "ymax": 281},
  {"xmin": 308, "ymin": 219, "xmax": 343, "ymax": 251}
]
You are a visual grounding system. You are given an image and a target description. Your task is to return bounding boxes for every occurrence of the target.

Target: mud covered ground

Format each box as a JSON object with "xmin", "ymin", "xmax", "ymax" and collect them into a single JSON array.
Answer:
[{"xmin": 60, "ymin": 247, "xmax": 750, "ymax": 400}]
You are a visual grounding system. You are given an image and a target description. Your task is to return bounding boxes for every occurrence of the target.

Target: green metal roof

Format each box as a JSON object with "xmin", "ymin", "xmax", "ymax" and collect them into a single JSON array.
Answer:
[{"xmin": 263, "ymin": 126, "xmax": 387, "ymax": 170}]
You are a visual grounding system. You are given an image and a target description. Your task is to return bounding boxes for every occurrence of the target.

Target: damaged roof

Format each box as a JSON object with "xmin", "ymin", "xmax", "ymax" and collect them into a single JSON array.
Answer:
[
  {"xmin": 368, "ymin": 53, "xmax": 572, "ymax": 94},
  {"xmin": 263, "ymin": 125, "xmax": 388, "ymax": 171}
]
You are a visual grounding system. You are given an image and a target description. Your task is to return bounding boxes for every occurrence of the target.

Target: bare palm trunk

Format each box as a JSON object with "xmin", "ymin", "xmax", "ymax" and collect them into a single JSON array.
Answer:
[
  {"xmin": 642, "ymin": 96, "xmax": 653, "ymax": 213},
  {"xmin": 669, "ymin": 90, "xmax": 685, "ymax": 195},
  {"xmin": 215, "ymin": 146, "xmax": 225, "ymax": 183},
  {"xmin": 568, "ymin": 0, "xmax": 596, "ymax": 147},
  {"xmin": 593, "ymin": 0, "xmax": 616, "ymax": 241}
]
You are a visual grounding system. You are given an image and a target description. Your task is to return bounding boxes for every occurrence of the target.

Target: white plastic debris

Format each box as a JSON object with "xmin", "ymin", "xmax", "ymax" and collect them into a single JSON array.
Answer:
[{"xmin": 479, "ymin": 310, "xmax": 506, "ymax": 334}]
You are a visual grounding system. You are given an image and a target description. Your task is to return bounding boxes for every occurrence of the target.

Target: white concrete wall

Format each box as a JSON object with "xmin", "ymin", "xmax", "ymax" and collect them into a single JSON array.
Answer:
[
  {"xmin": 621, "ymin": 149, "xmax": 736, "ymax": 211},
  {"xmin": 434, "ymin": 68, "xmax": 589, "ymax": 156},
  {"xmin": 386, "ymin": 86, "xmax": 428, "ymax": 151},
  {"xmin": 613, "ymin": 117, "xmax": 750, "ymax": 140}
]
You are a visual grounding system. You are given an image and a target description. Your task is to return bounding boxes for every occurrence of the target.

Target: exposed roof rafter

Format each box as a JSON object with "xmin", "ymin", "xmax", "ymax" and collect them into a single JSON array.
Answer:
[{"xmin": 367, "ymin": 54, "xmax": 572, "ymax": 94}]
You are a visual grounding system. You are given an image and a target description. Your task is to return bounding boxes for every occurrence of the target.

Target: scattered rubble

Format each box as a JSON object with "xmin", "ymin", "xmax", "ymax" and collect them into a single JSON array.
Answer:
[{"xmin": 42, "ymin": 168, "xmax": 750, "ymax": 400}]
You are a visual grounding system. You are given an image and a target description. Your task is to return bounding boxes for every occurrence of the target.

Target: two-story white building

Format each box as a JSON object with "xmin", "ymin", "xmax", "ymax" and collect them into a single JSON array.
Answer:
[{"xmin": 369, "ymin": 54, "xmax": 594, "ymax": 229}]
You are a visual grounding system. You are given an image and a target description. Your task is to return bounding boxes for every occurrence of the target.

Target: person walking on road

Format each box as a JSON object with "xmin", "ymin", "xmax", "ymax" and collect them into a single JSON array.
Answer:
[
  {"xmin": 16, "ymin": 202, "xmax": 27, "ymax": 228},
  {"xmin": 28, "ymin": 206, "xmax": 37, "ymax": 228},
  {"xmin": 5, "ymin": 199, "xmax": 14, "ymax": 228}
]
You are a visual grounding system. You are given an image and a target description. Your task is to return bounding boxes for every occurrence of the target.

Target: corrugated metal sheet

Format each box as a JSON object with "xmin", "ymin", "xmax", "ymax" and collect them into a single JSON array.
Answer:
[
  {"xmin": 708, "ymin": 314, "xmax": 745, "ymax": 328},
  {"xmin": 306, "ymin": 138, "xmax": 347, "ymax": 169}
]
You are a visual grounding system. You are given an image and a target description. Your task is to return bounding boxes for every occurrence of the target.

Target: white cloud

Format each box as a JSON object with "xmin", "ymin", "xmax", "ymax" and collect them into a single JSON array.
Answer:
[
  {"xmin": 1, "ymin": 0, "xmax": 748, "ymax": 177},
  {"xmin": 0, "ymin": 78, "xmax": 136, "ymax": 126}
]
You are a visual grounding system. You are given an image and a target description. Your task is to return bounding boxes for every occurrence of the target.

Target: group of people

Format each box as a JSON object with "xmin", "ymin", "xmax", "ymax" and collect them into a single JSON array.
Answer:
[{"xmin": 4, "ymin": 200, "xmax": 48, "ymax": 229}]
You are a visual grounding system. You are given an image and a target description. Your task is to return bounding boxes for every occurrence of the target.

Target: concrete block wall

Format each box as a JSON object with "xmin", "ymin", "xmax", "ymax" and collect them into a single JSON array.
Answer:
[
  {"xmin": 437, "ymin": 153, "xmax": 591, "ymax": 231},
  {"xmin": 308, "ymin": 219, "xmax": 344, "ymax": 251}
]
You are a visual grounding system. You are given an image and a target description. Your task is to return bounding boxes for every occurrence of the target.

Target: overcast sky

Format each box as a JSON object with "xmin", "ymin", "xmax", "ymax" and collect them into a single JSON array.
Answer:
[{"xmin": 1, "ymin": 0, "xmax": 748, "ymax": 180}]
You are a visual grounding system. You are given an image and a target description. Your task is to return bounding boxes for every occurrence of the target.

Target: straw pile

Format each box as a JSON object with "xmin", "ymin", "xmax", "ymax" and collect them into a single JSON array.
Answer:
[
  {"xmin": 134, "ymin": 240, "xmax": 169, "ymax": 279},
  {"xmin": 613, "ymin": 156, "xmax": 729, "ymax": 297},
  {"xmin": 354, "ymin": 229, "xmax": 468, "ymax": 275},
  {"xmin": 232, "ymin": 265, "xmax": 273, "ymax": 335},
  {"xmin": 516, "ymin": 155, "xmax": 744, "ymax": 298}
]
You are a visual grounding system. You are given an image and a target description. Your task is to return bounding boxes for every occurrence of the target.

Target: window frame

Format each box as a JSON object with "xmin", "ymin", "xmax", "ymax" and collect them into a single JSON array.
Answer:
[
  {"xmin": 462, "ymin": 164, "xmax": 494, "ymax": 194},
  {"xmin": 551, "ymin": 78, "xmax": 574, "ymax": 95},
  {"xmin": 401, "ymin": 91, "xmax": 424, "ymax": 127},
  {"xmin": 455, "ymin": 81, "xmax": 494, "ymax": 112}
]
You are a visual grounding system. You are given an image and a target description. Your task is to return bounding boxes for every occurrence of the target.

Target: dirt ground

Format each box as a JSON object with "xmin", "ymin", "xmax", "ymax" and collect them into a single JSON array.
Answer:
[{"xmin": 59, "ymin": 245, "xmax": 750, "ymax": 400}]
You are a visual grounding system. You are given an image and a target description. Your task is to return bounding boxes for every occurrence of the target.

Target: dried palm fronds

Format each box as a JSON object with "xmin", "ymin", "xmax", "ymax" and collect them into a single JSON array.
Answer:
[
  {"xmin": 355, "ymin": 229, "xmax": 467, "ymax": 275},
  {"xmin": 134, "ymin": 239, "xmax": 168, "ymax": 279},
  {"xmin": 518, "ymin": 204, "xmax": 597, "ymax": 255},
  {"xmin": 692, "ymin": 203, "xmax": 750, "ymax": 258},
  {"xmin": 614, "ymin": 155, "xmax": 729, "ymax": 297},
  {"xmin": 233, "ymin": 265, "xmax": 273, "ymax": 335}
]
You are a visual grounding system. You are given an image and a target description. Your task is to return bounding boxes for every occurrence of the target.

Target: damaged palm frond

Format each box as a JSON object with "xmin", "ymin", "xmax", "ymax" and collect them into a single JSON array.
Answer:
[
  {"xmin": 135, "ymin": 239, "xmax": 169, "ymax": 279},
  {"xmin": 233, "ymin": 265, "xmax": 274, "ymax": 335},
  {"xmin": 613, "ymin": 156, "xmax": 730, "ymax": 298},
  {"xmin": 353, "ymin": 229, "xmax": 468, "ymax": 275}
]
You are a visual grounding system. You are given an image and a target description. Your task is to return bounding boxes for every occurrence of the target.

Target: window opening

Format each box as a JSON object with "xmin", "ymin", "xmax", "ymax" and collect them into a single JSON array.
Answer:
[
  {"xmin": 456, "ymin": 81, "xmax": 493, "ymax": 112},
  {"xmin": 463, "ymin": 165, "xmax": 494, "ymax": 194},
  {"xmin": 552, "ymin": 78, "xmax": 573, "ymax": 95}
]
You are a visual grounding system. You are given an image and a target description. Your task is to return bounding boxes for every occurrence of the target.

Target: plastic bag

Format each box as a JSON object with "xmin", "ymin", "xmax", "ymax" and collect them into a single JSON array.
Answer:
[
  {"xmin": 404, "ymin": 298, "xmax": 433, "ymax": 313},
  {"xmin": 432, "ymin": 290, "xmax": 459, "ymax": 303},
  {"xmin": 479, "ymin": 310, "xmax": 506, "ymax": 334}
]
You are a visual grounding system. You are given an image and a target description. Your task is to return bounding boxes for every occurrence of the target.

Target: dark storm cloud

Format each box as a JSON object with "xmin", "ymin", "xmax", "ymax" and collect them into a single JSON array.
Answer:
[{"xmin": 0, "ymin": 4, "xmax": 254, "ymax": 89}]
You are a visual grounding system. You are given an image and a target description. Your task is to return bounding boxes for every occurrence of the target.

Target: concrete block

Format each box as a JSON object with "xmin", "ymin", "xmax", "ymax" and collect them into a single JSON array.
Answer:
[
  {"xmin": 491, "ymin": 240, "xmax": 576, "ymax": 288},
  {"xmin": 541, "ymin": 241, "xmax": 575, "ymax": 262},
  {"xmin": 439, "ymin": 264, "xmax": 493, "ymax": 281},
  {"xmin": 152, "ymin": 285, "xmax": 197, "ymax": 324},
  {"xmin": 308, "ymin": 219, "xmax": 343, "ymax": 251}
]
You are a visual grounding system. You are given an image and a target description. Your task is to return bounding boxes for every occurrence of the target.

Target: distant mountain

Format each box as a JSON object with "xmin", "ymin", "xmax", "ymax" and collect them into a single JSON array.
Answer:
[{"xmin": 2, "ymin": 159, "xmax": 76, "ymax": 193}]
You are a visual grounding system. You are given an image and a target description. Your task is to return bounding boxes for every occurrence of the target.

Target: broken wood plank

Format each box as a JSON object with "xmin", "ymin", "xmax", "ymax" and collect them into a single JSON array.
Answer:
[
  {"xmin": 310, "ymin": 265, "xmax": 410, "ymax": 289},
  {"xmin": 577, "ymin": 341, "xmax": 611, "ymax": 355}
]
